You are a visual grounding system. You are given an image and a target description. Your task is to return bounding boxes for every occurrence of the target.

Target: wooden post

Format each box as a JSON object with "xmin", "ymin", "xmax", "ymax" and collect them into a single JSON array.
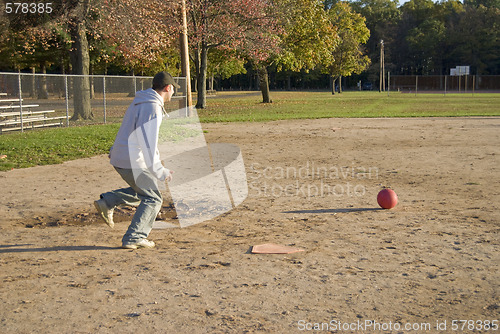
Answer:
[
  {"xmin": 180, "ymin": 0, "xmax": 192, "ymax": 113},
  {"xmin": 382, "ymin": 43, "xmax": 385, "ymax": 92},
  {"xmin": 379, "ymin": 40, "xmax": 384, "ymax": 92}
]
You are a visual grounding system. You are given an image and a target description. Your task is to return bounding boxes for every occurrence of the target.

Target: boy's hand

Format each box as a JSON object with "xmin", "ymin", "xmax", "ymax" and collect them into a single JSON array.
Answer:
[{"xmin": 166, "ymin": 170, "xmax": 174, "ymax": 182}]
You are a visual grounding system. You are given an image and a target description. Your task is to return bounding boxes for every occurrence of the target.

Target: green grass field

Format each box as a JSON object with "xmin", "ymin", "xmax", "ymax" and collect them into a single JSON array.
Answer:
[
  {"xmin": 199, "ymin": 91, "xmax": 500, "ymax": 122},
  {"xmin": 0, "ymin": 124, "xmax": 119, "ymax": 171},
  {"xmin": 1, "ymin": 91, "xmax": 499, "ymax": 171}
]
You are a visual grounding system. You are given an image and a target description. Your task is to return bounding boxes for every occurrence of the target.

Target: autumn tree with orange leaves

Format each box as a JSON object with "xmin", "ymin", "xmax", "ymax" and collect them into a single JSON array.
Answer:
[{"xmin": 186, "ymin": 0, "xmax": 280, "ymax": 108}]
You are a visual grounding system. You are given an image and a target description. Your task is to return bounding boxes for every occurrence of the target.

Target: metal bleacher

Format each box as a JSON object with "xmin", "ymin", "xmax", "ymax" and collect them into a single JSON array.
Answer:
[{"xmin": 0, "ymin": 95, "xmax": 65, "ymax": 133}]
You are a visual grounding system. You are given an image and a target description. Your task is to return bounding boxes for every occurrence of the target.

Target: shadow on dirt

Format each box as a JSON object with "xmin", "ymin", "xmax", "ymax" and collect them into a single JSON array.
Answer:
[{"xmin": 282, "ymin": 207, "xmax": 383, "ymax": 214}]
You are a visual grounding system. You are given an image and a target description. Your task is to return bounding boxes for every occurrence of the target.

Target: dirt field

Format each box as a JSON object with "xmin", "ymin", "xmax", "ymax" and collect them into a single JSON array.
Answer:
[{"xmin": 0, "ymin": 117, "xmax": 499, "ymax": 333}]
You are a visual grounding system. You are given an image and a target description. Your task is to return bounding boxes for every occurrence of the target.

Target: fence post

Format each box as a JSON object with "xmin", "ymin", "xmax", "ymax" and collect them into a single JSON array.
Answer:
[
  {"xmin": 415, "ymin": 75, "xmax": 418, "ymax": 97},
  {"xmin": 64, "ymin": 75, "xmax": 70, "ymax": 127},
  {"xmin": 17, "ymin": 72, "xmax": 23, "ymax": 132},
  {"xmin": 444, "ymin": 75, "xmax": 447, "ymax": 96},
  {"xmin": 103, "ymin": 76, "xmax": 107, "ymax": 123}
]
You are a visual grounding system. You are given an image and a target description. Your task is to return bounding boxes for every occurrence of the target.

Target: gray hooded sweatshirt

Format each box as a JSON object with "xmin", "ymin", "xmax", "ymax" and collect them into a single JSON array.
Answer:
[{"xmin": 109, "ymin": 88, "xmax": 170, "ymax": 181}]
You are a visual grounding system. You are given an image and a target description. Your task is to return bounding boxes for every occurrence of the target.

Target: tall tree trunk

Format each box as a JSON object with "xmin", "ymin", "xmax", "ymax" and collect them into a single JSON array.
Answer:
[
  {"xmin": 38, "ymin": 63, "xmax": 49, "ymax": 99},
  {"xmin": 29, "ymin": 67, "xmax": 36, "ymax": 98},
  {"xmin": 196, "ymin": 45, "xmax": 208, "ymax": 109},
  {"xmin": 193, "ymin": 46, "xmax": 200, "ymax": 93},
  {"xmin": 331, "ymin": 76, "xmax": 337, "ymax": 95},
  {"xmin": 338, "ymin": 75, "xmax": 342, "ymax": 94},
  {"xmin": 69, "ymin": 15, "xmax": 92, "ymax": 120},
  {"xmin": 209, "ymin": 75, "xmax": 214, "ymax": 91},
  {"xmin": 258, "ymin": 66, "xmax": 272, "ymax": 103},
  {"xmin": 247, "ymin": 70, "xmax": 253, "ymax": 90}
]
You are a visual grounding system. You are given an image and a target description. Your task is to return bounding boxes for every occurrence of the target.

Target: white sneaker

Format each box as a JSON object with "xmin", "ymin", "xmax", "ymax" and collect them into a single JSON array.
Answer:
[
  {"xmin": 94, "ymin": 199, "xmax": 114, "ymax": 228},
  {"xmin": 122, "ymin": 239, "xmax": 155, "ymax": 249}
]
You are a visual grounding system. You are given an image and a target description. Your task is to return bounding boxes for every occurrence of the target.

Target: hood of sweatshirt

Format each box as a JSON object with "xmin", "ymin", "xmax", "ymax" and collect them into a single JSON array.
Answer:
[
  {"xmin": 132, "ymin": 88, "xmax": 168, "ymax": 117},
  {"xmin": 133, "ymin": 88, "xmax": 164, "ymax": 107}
]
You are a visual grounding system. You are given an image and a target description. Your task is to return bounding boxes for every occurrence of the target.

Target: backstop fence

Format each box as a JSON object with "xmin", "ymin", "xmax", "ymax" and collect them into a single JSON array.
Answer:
[
  {"xmin": 0, "ymin": 72, "xmax": 188, "ymax": 133},
  {"xmin": 389, "ymin": 74, "xmax": 500, "ymax": 94}
]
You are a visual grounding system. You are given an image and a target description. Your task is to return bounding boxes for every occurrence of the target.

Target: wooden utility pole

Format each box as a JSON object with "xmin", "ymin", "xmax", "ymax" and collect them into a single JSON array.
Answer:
[
  {"xmin": 180, "ymin": 0, "xmax": 192, "ymax": 109},
  {"xmin": 379, "ymin": 39, "xmax": 385, "ymax": 92}
]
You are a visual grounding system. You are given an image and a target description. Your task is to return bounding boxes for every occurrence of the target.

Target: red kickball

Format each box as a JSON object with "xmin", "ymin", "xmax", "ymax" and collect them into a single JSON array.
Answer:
[{"xmin": 377, "ymin": 188, "xmax": 398, "ymax": 209}]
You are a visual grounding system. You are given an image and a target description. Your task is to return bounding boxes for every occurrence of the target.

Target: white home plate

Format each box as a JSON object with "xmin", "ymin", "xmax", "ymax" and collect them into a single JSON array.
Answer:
[
  {"xmin": 251, "ymin": 243, "xmax": 304, "ymax": 254},
  {"xmin": 152, "ymin": 221, "xmax": 179, "ymax": 229}
]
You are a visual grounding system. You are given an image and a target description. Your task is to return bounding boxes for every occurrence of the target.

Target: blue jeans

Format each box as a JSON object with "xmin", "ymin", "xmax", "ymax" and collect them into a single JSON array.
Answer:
[{"xmin": 101, "ymin": 167, "xmax": 163, "ymax": 244}]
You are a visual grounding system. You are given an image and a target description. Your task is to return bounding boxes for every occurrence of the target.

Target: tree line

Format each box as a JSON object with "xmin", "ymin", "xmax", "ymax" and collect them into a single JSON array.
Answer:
[
  {"xmin": 353, "ymin": 0, "xmax": 499, "ymax": 80},
  {"xmin": 0, "ymin": 0, "xmax": 498, "ymax": 119},
  {"xmin": 226, "ymin": 0, "xmax": 499, "ymax": 92}
]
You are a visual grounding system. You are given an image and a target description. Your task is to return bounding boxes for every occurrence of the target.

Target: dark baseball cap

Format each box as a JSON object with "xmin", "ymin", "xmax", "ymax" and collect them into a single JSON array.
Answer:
[{"xmin": 152, "ymin": 71, "xmax": 181, "ymax": 90}]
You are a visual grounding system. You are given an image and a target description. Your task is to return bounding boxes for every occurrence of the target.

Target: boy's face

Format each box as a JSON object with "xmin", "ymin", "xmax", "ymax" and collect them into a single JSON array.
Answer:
[
  {"xmin": 163, "ymin": 84, "xmax": 175, "ymax": 102},
  {"xmin": 168, "ymin": 85, "xmax": 175, "ymax": 100}
]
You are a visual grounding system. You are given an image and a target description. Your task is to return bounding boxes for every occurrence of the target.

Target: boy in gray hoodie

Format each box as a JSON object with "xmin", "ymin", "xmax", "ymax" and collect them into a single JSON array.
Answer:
[{"xmin": 94, "ymin": 72, "xmax": 179, "ymax": 249}]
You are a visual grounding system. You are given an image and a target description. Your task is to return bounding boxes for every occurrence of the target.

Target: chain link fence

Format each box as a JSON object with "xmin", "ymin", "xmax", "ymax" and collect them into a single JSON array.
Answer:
[
  {"xmin": 389, "ymin": 75, "xmax": 500, "ymax": 94},
  {"xmin": 0, "ymin": 72, "xmax": 187, "ymax": 132}
]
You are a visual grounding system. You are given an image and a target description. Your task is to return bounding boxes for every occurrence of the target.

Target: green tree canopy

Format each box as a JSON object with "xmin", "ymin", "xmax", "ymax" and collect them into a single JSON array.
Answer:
[{"xmin": 325, "ymin": 1, "xmax": 371, "ymax": 92}]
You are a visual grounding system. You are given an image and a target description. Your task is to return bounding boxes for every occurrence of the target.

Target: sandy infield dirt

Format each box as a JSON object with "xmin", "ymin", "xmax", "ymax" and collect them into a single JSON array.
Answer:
[{"xmin": 0, "ymin": 117, "xmax": 499, "ymax": 333}]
